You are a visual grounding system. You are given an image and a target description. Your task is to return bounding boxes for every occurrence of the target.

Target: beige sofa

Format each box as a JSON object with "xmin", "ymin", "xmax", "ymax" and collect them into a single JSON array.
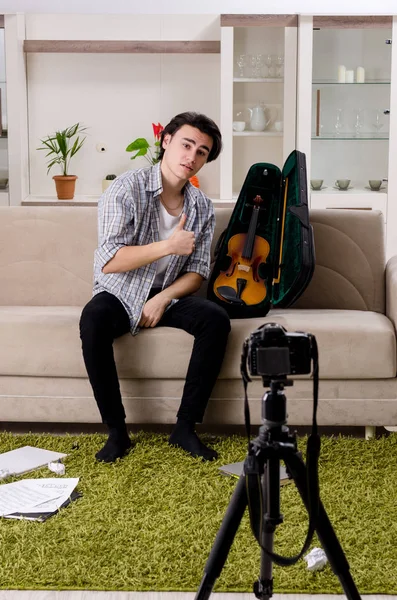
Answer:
[{"xmin": 1, "ymin": 206, "xmax": 397, "ymax": 432}]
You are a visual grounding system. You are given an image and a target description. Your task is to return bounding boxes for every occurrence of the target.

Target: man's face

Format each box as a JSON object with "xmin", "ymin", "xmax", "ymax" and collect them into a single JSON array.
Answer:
[{"xmin": 161, "ymin": 124, "xmax": 213, "ymax": 182}]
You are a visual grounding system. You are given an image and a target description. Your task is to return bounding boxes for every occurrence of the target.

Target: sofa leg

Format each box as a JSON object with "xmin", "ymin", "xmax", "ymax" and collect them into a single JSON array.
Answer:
[{"xmin": 365, "ymin": 426, "xmax": 376, "ymax": 439}]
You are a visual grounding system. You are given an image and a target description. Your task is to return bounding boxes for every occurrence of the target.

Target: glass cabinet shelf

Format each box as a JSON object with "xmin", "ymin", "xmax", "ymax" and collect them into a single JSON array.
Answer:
[
  {"xmin": 234, "ymin": 131, "xmax": 283, "ymax": 137},
  {"xmin": 233, "ymin": 77, "xmax": 284, "ymax": 83},
  {"xmin": 312, "ymin": 80, "xmax": 390, "ymax": 85},
  {"xmin": 312, "ymin": 133, "xmax": 389, "ymax": 140}
]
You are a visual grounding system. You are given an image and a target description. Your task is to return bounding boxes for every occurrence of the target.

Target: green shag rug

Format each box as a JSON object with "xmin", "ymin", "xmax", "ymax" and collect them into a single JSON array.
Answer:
[{"xmin": 0, "ymin": 431, "xmax": 396, "ymax": 593}]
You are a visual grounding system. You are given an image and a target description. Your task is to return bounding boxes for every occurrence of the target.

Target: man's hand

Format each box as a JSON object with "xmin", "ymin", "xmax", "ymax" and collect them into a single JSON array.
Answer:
[
  {"xmin": 139, "ymin": 293, "xmax": 171, "ymax": 328},
  {"xmin": 168, "ymin": 213, "xmax": 195, "ymax": 256}
]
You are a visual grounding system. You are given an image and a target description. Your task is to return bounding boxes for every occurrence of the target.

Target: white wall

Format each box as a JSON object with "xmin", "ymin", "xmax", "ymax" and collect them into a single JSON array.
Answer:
[
  {"xmin": 3, "ymin": 0, "xmax": 397, "ymax": 15},
  {"xmin": 27, "ymin": 15, "xmax": 221, "ymax": 198}
]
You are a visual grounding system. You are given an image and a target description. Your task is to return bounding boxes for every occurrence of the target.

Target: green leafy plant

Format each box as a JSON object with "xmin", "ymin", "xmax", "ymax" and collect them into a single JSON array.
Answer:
[
  {"xmin": 37, "ymin": 123, "xmax": 87, "ymax": 176},
  {"xmin": 126, "ymin": 122, "xmax": 164, "ymax": 166},
  {"xmin": 105, "ymin": 174, "xmax": 117, "ymax": 180}
]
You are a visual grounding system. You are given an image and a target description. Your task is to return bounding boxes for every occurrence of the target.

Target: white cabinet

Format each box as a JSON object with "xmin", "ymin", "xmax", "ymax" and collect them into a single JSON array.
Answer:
[
  {"xmin": 220, "ymin": 15, "xmax": 298, "ymax": 200},
  {"xmin": 0, "ymin": 26, "xmax": 8, "ymax": 206},
  {"xmin": 296, "ymin": 15, "xmax": 397, "ymax": 257},
  {"xmin": 221, "ymin": 14, "xmax": 397, "ymax": 257},
  {"xmin": 311, "ymin": 23, "xmax": 391, "ymax": 200}
]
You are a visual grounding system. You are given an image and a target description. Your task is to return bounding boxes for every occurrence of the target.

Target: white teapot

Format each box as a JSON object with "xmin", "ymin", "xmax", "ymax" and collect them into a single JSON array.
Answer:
[{"xmin": 248, "ymin": 104, "xmax": 272, "ymax": 132}]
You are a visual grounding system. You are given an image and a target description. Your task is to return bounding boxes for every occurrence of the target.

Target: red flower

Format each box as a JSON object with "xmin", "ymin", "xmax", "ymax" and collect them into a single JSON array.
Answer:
[
  {"xmin": 152, "ymin": 122, "xmax": 164, "ymax": 140},
  {"xmin": 189, "ymin": 175, "xmax": 200, "ymax": 188}
]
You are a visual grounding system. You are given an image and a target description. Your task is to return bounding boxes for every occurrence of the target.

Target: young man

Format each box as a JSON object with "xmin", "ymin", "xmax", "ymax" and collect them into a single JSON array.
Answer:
[{"xmin": 79, "ymin": 112, "xmax": 230, "ymax": 463}]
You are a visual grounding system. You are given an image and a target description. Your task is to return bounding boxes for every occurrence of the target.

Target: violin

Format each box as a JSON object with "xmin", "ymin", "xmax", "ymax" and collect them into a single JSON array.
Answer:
[{"xmin": 214, "ymin": 195, "xmax": 270, "ymax": 306}]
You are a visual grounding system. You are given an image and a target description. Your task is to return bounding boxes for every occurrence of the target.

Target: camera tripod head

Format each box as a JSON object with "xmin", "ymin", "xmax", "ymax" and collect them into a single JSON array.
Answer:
[
  {"xmin": 261, "ymin": 377, "xmax": 293, "ymax": 429},
  {"xmin": 261, "ymin": 376, "xmax": 293, "ymax": 389}
]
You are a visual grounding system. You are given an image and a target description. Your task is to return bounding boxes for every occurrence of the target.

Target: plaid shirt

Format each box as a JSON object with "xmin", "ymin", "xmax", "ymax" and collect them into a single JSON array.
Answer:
[{"xmin": 93, "ymin": 162, "xmax": 215, "ymax": 334}]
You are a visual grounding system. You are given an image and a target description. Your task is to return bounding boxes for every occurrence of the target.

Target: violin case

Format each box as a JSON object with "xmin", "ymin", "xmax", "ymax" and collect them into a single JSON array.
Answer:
[{"xmin": 207, "ymin": 150, "xmax": 315, "ymax": 318}]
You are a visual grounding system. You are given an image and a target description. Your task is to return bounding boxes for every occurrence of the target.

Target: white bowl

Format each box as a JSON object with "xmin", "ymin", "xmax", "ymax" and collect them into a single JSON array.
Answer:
[{"xmin": 233, "ymin": 121, "xmax": 246, "ymax": 132}]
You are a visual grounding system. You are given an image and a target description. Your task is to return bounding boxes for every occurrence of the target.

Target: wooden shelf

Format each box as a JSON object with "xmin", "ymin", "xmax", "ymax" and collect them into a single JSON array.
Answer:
[
  {"xmin": 21, "ymin": 195, "xmax": 234, "ymax": 207},
  {"xmin": 221, "ymin": 14, "xmax": 298, "ymax": 27},
  {"xmin": 22, "ymin": 195, "xmax": 99, "ymax": 206},
  {"xmin": 23, "ymin": 40, "xmax": 220, "ymax": 54},
  {"xmin": 220, "ymin": 14, "xmax": 392, "ymax": 29},
  {"xmin": 313, "ymin": 16, "xmax": 392, "ymax": 29}
]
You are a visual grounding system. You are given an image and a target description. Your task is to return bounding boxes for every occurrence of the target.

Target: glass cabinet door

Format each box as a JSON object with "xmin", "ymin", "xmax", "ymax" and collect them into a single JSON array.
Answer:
[
  {"xmin": 310, "ymin": 17, "xmax": 392, "ymax": 200},
  {"xmin": 0, "ymin": 23, "xmax": 8, "ymax": 206},
  {"xmin": 220, "ymin": 15, "xmax": 298, "ymax": 200}
]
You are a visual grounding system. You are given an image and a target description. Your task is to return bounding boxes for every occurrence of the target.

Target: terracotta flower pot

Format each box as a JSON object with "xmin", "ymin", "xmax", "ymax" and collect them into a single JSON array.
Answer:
[
  {"xmin": 102, "ymin": 179, "xmax": 114, "ymax": 192},
  {"xmin": 53, "ymin": 175, "xmax": 78, "ymax": 200}
]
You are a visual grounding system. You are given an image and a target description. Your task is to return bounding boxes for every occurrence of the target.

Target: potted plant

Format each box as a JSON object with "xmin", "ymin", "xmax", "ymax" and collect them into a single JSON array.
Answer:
[
  {"xmin": 37, "ymin": 123, "xmax": 87, "ymax": 200},
  {"xmin": 102, "ymin": 173, "xmax": 117, "ymax": 193},
  {"xmin": 126, "ymin": 122, "xmax": 200, "ymax": 188}
]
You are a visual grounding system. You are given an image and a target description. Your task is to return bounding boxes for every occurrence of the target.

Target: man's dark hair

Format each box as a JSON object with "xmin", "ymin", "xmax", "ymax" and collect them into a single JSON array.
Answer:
[{"xmin": 158, "ymin": 112, "xmax": 222, "ymax": 163}]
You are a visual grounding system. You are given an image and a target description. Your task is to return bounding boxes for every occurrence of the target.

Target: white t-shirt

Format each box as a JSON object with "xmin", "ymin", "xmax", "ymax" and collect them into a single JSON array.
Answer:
[{"xmin": 153, "ymin": 202, "xmax": 182, "ymax": 288}]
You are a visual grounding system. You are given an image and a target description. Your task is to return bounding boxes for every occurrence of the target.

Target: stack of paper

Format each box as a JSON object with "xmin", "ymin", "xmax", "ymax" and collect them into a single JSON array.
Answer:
[
  {"xmin": 0, "ymin": 446, "xmax": 81, "ymax": 522},
  {"xmin": 0, "ymin": 478, "xmax": 80, "ymax": 522}
]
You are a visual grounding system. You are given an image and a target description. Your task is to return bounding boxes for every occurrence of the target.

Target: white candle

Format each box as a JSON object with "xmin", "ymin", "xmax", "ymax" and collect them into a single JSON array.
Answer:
[
  {"xmin": 356, "ymin": 66, "xmax": 365, "ymax": 83},
  {"xmin": 337, "ymin": 65, "xmax": 346, "ymax": 83},
  {"xmin": 346, "ymin": 69, "xmax": 354, "ymax": 83}
]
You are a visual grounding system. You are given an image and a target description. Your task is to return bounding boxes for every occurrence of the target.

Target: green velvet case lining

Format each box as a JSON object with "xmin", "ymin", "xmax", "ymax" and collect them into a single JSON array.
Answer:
[{"xmin": 272, "ymin": 151, "xmax": 304, "ymax": 304}]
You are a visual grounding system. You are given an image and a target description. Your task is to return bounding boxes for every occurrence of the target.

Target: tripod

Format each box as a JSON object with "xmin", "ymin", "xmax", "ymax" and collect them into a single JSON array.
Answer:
[{"xmin": 195, "ymin": 378, "xmax": 362, "ymax": 600}]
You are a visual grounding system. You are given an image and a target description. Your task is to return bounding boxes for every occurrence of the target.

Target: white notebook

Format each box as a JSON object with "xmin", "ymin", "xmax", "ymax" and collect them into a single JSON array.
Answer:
[{"xmin": 0, "ymin": 446, "xmax": 67, "ymax": 479}]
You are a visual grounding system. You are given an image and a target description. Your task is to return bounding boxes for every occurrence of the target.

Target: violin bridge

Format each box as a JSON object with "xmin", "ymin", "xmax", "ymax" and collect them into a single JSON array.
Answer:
[{"xmin": 237, "ymin": 264, "xmax": 251, "ymax": 272}]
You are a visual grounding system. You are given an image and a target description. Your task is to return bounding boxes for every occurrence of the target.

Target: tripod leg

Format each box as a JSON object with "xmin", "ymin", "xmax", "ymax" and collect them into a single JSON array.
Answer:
[
  {"xmin": 255, "ymin": 457, "xmax": 283, "ymax": 599},
  {"xmin": 195, "ymin": 474, "xmax": 248, "ymax": 600},
  {"xmin": 284, "ymin": 451, "xmax": 362, "ymax": 600}
]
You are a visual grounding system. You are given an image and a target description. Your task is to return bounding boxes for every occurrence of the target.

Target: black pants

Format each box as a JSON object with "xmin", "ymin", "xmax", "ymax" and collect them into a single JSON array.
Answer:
[{"xmin": 79, "ymin": 290, "xmax": 231, "ymax": 428}]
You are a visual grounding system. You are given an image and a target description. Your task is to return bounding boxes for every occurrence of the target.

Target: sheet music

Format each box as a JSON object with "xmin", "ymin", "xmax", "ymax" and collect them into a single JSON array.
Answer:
[{"xmin": 0, "ymin": 478, "xmax": 79, "ymax": 516}]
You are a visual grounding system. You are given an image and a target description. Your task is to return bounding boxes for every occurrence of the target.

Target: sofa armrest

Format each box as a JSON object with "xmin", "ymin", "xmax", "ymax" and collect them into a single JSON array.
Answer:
[{"xmin": 386, "ymin": 255, "xmax": 397, "ymax": 332}]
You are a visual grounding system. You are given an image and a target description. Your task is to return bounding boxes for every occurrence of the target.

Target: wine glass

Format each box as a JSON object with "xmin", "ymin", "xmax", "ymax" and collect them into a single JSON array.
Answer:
[
  {"xmin": 247, "ymin": 54, "xmax": 259, "ymax": 78},
  {"xmin": 264, "ymin": 54, "xmax": 275, "ymax": 78},
  {"xmin": 334, "ymin": 108, "xmax": 344, "ymax": 137},
  {"xmin": 372, "ymin": 110, "xmax": 384, "ymax": 137},
  {"xmin": 254, "ymin": 54, "xmax": 264, "ymax": 78},
  {"xmin": 353, "ymin": 109, "xmax": 365, "ymax": 138},
  {"xmin": 275, "ymin": 55, "xmax": 284, "ymax": 78},
  {"xmin": 236, "ymin": 54, "xmax": 246, "ymax": 78}
]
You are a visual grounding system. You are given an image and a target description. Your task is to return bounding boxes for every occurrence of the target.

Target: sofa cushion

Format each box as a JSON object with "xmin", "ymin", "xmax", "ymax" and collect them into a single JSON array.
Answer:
[
  {"xmin": 0, "ymin": 306, "xmax": 395, "ymax": 380},
  {"xmin": 212, "ymin": 208, "xmax": 386, "ymax": 313},
  {"xmin": 0, "ymin": 208, "xmax": 95, "ymax": 306}
]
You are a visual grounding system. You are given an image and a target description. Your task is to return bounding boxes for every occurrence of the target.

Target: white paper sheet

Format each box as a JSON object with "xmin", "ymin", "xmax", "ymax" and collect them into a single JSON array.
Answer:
[
  {"xmin": 0, "ymin": 478, "xmax": 79, "ymax": 516},
  {"xmin": 0, "ymin": 446, "xmax": 67, "ymax": 479},
  {"xmin": 0, "ymin": 481, "xmax": 60, "ymax": 516},
  {"xmin": 20, "ymin": 478, "xmax": 79, "ymax": 513}
]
